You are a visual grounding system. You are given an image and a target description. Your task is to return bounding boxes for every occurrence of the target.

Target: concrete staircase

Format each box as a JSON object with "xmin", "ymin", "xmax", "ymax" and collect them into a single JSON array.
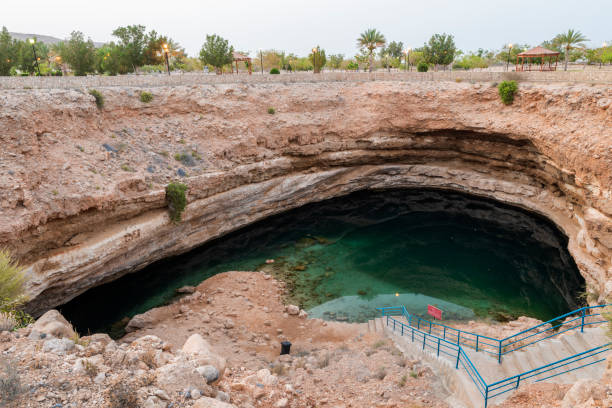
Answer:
[
  {"xmin": 367, "ymin": 317, "xmax": 386, "ymax": 333},
  {"xmin": 379, "ymin": 316, "xmax": 610, "ymax": 408}
]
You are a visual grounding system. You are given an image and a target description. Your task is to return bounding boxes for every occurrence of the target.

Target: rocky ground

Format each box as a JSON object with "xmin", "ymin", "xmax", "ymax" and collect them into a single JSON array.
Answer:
[
  {"xmin": 2, "ymin": 271, "xmax": 610, "ymax": 407},
  {"xmin": 0, "ymin": 272, "xmax": 451, "ymax": 408}
]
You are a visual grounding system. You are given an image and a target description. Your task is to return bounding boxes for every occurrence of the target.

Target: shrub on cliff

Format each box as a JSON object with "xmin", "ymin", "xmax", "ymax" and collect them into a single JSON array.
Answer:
[
  {"xmin": 498, "ymin": 80, "xmax": 518, "ymax": 105},
  {"xmin": 0, "ymin": 249, "xmax": 32, "ymax": 330},
  {"xmin": 88, "ymin": 89, "xmax": 104, "ymax": 109},
  {"xmin": 165, "ymin": 182, "xmax": 188, "ymax": 223},
  {"xmin": 417, "ymin": 62, "xmax": 428, "ymax": 72},
  {"xmin": 139, "ymin": 91, "xmax": 153, "ymax": 103}
]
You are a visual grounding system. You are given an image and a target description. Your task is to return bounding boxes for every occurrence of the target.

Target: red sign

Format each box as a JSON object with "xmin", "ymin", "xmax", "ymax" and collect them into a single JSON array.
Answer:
[{"xmin": 428, "ymin": 305, "xmax": 442, "ymax": 320}]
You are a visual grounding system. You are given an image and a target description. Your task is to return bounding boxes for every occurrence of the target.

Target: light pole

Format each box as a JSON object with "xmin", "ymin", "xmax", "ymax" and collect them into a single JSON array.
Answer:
[
  {"xmin": 162, "ymin": 43, "xmax": 170, "ymax": 76},
  {"xmin": 259, "ymin": 49, "xmax": 263, "ymax": 74},
  {"xmin": 407, "ymin": 47, "xmax": 412, "ymax": 71},
  {"xmin": 29, "ymin": 38, "xmax": 41, "ymax": 76},
  {"xmin": 385, "ymin": 53, "xmax": 390, "ymax": 72},
  {"xmin": 506, "ymin": 43, "xmax": 513, "ymax": 71}
]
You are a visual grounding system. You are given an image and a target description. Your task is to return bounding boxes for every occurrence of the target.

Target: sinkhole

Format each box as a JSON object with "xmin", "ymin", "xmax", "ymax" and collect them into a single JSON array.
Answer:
[{"xmin": 60, "ymin": 188, "xmax": 585, "ymax": 337}]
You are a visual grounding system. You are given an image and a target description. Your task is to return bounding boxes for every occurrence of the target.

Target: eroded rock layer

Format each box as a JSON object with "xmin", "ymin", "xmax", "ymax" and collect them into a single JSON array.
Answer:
[{"xmin": 0, "ymin": 81, "xmax": 610, "ymax": 314}]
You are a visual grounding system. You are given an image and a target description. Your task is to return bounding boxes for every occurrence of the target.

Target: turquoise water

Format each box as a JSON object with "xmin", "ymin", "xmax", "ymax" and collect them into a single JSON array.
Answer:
[{"xmin": 61, "ymin": 189, "xmax": 584, "ymax": 336}]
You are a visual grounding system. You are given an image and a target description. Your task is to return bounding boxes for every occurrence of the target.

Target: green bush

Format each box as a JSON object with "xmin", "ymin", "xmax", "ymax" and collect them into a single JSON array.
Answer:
[
  {"xmin": 498, "ymin": 80, "xmax": 518, "ymax": 105},
  {"xmin": 269, "ymin": 68, "xmax": 280, "ymax": 74},
  {"xmin": 0, "ymin": 249, "xmax": 33, "ymax": 330},
  {"xmin": 88, "ymin": 89, "xmax": 104, "ymax": 109},
  {"xmin": 417, "ymin": 62, "xmax": 429, "ymax": 72},
  {"xmin": 267, "ymin": 107, "xmax": 276, "ymax": 114},
  {"xmin": 346, "ymin": 61, "xmax": 359, "ymax": 71},
  {"xmin": 165, "ymin": 182, "xmax": 188, "ymax": 223},
  {"xmin": 139, "ymin": 91, "xmax": 153, "ymax": 103}
]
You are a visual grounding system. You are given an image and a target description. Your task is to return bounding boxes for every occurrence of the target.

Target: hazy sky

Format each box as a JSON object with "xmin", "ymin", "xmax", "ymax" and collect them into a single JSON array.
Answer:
[{"xmin": 4, "ymin": 0, "xmax": 611, "ymax": 57}]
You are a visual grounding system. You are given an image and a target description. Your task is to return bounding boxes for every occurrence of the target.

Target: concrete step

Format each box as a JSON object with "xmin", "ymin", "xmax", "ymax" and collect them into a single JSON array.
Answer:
[
  {"xmin": 534, "ymin": 342, "xmax": 570, "ymax": 382},
  {"xmin": 561, "ymin": 333, "xmax": 602, "ymax": 378}
]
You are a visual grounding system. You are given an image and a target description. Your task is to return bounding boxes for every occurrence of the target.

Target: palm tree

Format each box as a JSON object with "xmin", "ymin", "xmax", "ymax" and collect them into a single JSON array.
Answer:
[
  {"xmin": 357, "ymin": 29, "xmax": 386, "ymax": 72},
  {"xmin": 553, "ymin": 29, "xmax": 589, "ymax": 71}
]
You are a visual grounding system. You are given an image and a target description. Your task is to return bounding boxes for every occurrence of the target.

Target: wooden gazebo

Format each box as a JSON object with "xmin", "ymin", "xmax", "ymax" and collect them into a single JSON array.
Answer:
[
  {"xmin": 516, "ymin": 46, "xmax": 560, "ymax": 71},
  {"xmin": 232, "ymin": 52, "xmax": 252, "ymax": 75}
]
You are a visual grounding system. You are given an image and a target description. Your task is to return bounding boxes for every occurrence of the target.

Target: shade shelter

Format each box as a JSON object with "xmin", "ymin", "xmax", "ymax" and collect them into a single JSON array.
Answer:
[
  {"xmin": 516, "ymin": 46, "xmax": 560, "ymax": 71},
  {"xmin": 232, "ymin": 52, "xmax": 252, "ymax": 75}
]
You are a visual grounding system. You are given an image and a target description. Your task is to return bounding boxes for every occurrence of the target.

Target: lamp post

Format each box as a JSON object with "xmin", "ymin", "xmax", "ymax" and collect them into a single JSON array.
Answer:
[
  {"xmin": 259, "ymin": 49, "xmax": 263, "ymax": 74},
  {"xmin": 506, "ymin": 43, "xmax": 513, "ymax": 71},
  {"xmin": 385, "ymin": 53, "xmax": 390, "ymax": 72},
  {"xmin": 29, "ymin": 38, "xmax": 41, "ymax": 76},
  {"xmin": 161, "ymin": 43, "xmax": 170, "ymax": 76}
]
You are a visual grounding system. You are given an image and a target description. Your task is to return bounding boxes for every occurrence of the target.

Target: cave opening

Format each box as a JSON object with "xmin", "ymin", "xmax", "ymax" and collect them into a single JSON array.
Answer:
[{"xmin": 60, "ymin": 188, "xmax": 585, "ymax": 337}]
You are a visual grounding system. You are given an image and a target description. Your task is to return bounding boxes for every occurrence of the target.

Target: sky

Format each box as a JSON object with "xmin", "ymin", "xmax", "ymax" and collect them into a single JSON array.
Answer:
[{"xmin": 4, "ymin": 0, "xmax": 611, "ymax": 57}]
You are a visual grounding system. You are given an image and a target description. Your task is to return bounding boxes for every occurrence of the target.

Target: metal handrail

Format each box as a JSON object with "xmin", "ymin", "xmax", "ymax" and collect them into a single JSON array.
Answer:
[
  {"xmin": 378, "ymin": 307, "xmax": 611, "ymax": 408},
  {"xmin": 382, "ymin": 312, "xmax": 488, "ymax": 397},
  {"xmin": 377, "ymin": 304, "xmax": 611, "ymax": 363}
]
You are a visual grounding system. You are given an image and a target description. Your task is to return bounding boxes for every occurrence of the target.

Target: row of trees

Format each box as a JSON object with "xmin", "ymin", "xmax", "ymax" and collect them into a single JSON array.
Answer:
[
  {"xmin": 0, "ymin": 25, "xmax": 191, "ymax": 76},
  {"xmin": 1, "ymin": 25, "xmax": 610, "ymax": 76}
]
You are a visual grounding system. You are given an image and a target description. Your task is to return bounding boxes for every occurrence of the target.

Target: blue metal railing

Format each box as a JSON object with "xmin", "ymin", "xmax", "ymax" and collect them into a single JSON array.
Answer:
[
  {"xmin": 378, "ymin": 304, "xmax": 610, "ymax": 363},
  {"xmin": 377, "ymin": 306, "xmax": 611, "ymax": 407}
]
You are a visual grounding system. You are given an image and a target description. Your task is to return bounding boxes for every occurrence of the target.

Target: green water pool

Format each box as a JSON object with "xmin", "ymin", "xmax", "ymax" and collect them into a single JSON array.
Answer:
[{"xmin": 60, "ymin": 188, "xmax": 585, "ymax": 335}]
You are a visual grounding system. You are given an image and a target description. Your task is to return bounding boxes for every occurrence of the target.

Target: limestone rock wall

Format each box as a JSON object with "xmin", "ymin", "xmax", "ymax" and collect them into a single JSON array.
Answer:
[{"xmin": 0, "ymin": 81, "xmax": 610, "ymax": 314}]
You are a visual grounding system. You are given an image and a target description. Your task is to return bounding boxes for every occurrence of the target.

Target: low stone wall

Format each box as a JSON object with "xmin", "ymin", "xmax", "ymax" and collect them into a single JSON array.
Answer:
[{"xmin": 1, "ymin": 69, "xmax": 611, "ymax": 89}]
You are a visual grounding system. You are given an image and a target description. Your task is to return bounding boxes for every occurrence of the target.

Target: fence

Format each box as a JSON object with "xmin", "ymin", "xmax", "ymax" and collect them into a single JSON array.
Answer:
[
  {"xmin": 380, "ymin": 305, "xmax": 609, "ymax": 363},
  {"xmin": 378, "ymin": 305, "xmax": 611, "ymax": 407},
  {"xmin": 1, "ymin": 69, "xmax": 612, "ymax": 89}
]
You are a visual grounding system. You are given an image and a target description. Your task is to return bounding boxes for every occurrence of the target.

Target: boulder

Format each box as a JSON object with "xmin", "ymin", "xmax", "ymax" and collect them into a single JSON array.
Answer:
[
  {"xmin": 42, "ymin": 338, "xmax": 75, "ymax": 354},
  {"xmin": 256, "ymin": 369, "xmax": 278, "ymax": 386},
  {"xmin": 177, "ymin": 286, "xmax": 196, "ymax": 294},
  {"xmin": 31, "ymin": 310, "xmax": 75, "ymax": 339},
  {"xmin": 182, "ymin": 334, "xmax": 212, "ymax": 355},
  {"xmin": 562, "ymin": 379, "xmax": 605, "ymax": 408},
  {"xmin": 181, "ymin": 334, "xmax": 227, "ymax": 379},
  {"xmin": 125, "ymin": 312, "xmax": 154, "ymax": 332},
  {"xmin": 155, "ymin": 362, "xmax": 210, "ymax": 395},
  {"xmin": 196, "ymin": 365, "xmax": 220, "ymax": 384},
  {"xmin": 286, "ymin": 305, "xmax": 299, "ymax": 315},
  {"xmin": 193, "ymin": 397, "xmax": 236, "ymax": 408}
]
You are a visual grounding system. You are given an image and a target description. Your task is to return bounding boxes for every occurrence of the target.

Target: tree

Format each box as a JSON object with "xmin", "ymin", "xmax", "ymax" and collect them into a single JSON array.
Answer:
[
  {"xmin": 381, "ymin": 41, "xmax": 404, "ymax": 59},
  {"xmin": 199, "ymin": 34, "xmax": 233, "ymax": 74},
  {"xmin": 423, "ymin": 33, "xmax": 456, "ymax": 70},
  {"xmin": 553, "ymin": 29, "xmax": 589, "ymax": 71},
  {"xmin": 308, "ymin": 46, "xmax": 327, "ymax": 73},
  {"xmin": 495, "ymin": 43, "xmax": 529, "ymax": 65},
  {"xmin": 0, "ymin": 27, "xmax": 17, "ymax": 76},
  {"xmin": 357, "ymin": 28, "xmax": 386, "ymax": 72},
  {"xmin": 112, "ymin": 25, "xmax": 147, "ymax": 72},
  {"xmin": 55, "ymin": 31, "xmax": 95, "ymax": 76},
  {"xmin": 453, "ymin": 53, "xmax": 489, "ymax": 70},
  {"xmin": 143, "ymin": 31, "xmax": 186, "ymax": 68},
  {"xmin": 95, "ymin": 43, "xmax": 123, "ymax": 75},
  {"xmin": 328, "ymin": 54, "xmax": 344, "ymax": 70},
  {"xmin": 15, "ymin": 39, "xmax": 48, "ymax": 75}
]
